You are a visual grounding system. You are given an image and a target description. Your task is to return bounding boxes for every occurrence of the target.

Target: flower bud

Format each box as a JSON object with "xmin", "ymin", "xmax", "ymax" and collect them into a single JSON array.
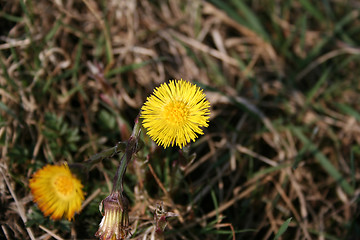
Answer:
[{"xmin": 95, "ymin": 191, "xmax": 130, "ymax": 240}]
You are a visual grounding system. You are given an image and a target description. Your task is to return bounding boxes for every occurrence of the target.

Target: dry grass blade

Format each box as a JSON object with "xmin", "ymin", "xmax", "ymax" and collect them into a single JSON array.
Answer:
[
  {"xmin": 1, "ymin": 0, "xmax": 360, "ymax": 239},
  {"xmin": 0, "ymin": 168, "xmax": 36, "ymax": 240},
  {"xmin": 38, "ymin": 225, "xmax": 64, "ymax": 240},
  {"xmin": 236, "ymin": 144, "xmax": 277, "ymax": 167},
  {"xmin": 167, "ymin": 30, "xmax": 239, "ymax": 67},
  {"xmin": 80, "ymin": 188, "xmax": 102, "ymax": 212},
  {"xmin": 296, "ymin": 46, "xmax": 360, "ymax": 81}
]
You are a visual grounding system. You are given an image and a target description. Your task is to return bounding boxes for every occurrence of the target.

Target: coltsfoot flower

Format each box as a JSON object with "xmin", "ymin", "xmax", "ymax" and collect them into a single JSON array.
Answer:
[
  {"xmin": 141, "ymin": 79, "xmax": 210, "ymax": 148},
  {"xmin": 29, "ymin": 164, "xmax": 84, "ymax": 221},
  {"xmin": 95, "ymin": 191, "xmax": 130, "ymax": 240}
]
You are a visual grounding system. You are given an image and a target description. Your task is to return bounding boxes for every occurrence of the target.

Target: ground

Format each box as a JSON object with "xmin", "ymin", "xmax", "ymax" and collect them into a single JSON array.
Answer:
[{"xmin": 0, "ymin": 0, "xmax": 359, "ymax": 239}]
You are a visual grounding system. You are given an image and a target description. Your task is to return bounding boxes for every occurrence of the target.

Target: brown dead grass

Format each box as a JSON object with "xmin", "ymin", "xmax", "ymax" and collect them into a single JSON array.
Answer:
[{"xmin": 1, "ymin": 0, "xmax": 360, "ymax": 239}]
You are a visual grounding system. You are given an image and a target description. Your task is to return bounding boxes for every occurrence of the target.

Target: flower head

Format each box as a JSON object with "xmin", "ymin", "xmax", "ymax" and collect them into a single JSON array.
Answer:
[
  {"xmin": 95, "ymin": 191, "xmax": 130, "ymax": 240},
  {"xmin": 141, "ymin": 79, "xmax": 210, "ymax": 148},
  {"xmin": 29, "ymin": 164, "xmax": 84, "ymax": 221}
]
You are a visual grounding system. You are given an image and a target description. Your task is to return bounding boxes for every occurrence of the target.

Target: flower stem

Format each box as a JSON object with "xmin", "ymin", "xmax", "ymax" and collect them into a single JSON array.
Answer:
[
  {"xmin": 112, "ymin": 115, "xmax": 142, "ymax": 193},
  {"xmin": 112, "ymin": 153, "xmax": 127, "ymax": 193}
]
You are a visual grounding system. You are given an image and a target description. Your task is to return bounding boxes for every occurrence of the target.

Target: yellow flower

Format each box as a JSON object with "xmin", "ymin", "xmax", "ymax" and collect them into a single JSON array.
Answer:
[
  {"xmin": 29, "ymin": 164, "xmax": 84, "ymax": 221},
  {"xmin": 141, "ymin": 79, "xmax": 210, "ymax": 148}
]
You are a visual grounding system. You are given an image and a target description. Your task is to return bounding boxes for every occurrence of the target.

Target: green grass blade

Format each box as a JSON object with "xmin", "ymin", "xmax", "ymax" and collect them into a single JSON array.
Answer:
[
  {"xmin": 292, "ymin": 127, "xmax": 354, "ymax": 195},
  {"xmin": 209, "ymin": 0, "xmax": 246, "ymax": 26},
  {"xmin": 72, "ymin": 40, "xmax": 83, "ymax": 80},
  {"xmin": 230, "ymin": 0, "xmax": 269, "ymax": 41},
  {"xmin": 306, "ymin": 68, "xmax": 330, "ymax": 103},
  {"xmin": 300, "ymin": 8, "xmax": 359, "ymax": 68},
  {"xmin": 0, "ymin": 102, "xmax": 19, "ymax": 121},
  {"xmin": 334, "ymin": 103, "xmax": 360, "ymax": 122},
  {"xmin": 254, "ymin": 163, "xmax": 290, "ymax": 178},
  {"xmin": 273, "ymin": 217, "xmax": 292, "ymax": 240},
  {"xmin": 45, "ymin": 19, "xmax": 62, "ymax": 42},
  {"xmin": 19, "ymin": 0, "xmax": 33, "ymax": 23},
  {"xmin": 209, "ymin": 0, "xmax": 269, "ymax": 41},
  {"xmin": 350, "ymin": 146, "xmax": 359, "ymax": 188},
  {"xmin": 0, "ymin": 12, "xmax": 23, "ymax": 22},
  {"xmin": 298, "ymin": 0, "xmax": 325, "ymax": 22}
]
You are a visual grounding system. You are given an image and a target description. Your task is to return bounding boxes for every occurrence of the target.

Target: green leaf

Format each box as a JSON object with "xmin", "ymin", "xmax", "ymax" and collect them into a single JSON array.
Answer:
[{"xmin": 273, "ymin": 217, "xmax": 292, "ymax": 240}]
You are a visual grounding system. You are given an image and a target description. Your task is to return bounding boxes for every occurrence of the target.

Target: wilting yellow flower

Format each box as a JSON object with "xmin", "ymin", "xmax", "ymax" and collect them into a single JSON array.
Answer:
[
  {"xmin": 29, "ymin": 164, "xmax": 84, "ymax": 221},
  {"xmin": 95, "ymin": 191, "xmax": 130, "ymax": 240},
  {"xmin": 141, "ymin": 79, "xmax": 210, "ymax": 148}
]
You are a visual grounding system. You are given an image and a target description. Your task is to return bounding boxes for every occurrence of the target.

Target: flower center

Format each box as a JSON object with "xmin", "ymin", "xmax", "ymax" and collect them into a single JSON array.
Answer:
[
  {"xmin": 54, "ymin": 175, "xmax": 74, "ymax": 197},
  {"xmin": 163, "ymin": 101, "xmax": 189, "ymax": 126}
]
